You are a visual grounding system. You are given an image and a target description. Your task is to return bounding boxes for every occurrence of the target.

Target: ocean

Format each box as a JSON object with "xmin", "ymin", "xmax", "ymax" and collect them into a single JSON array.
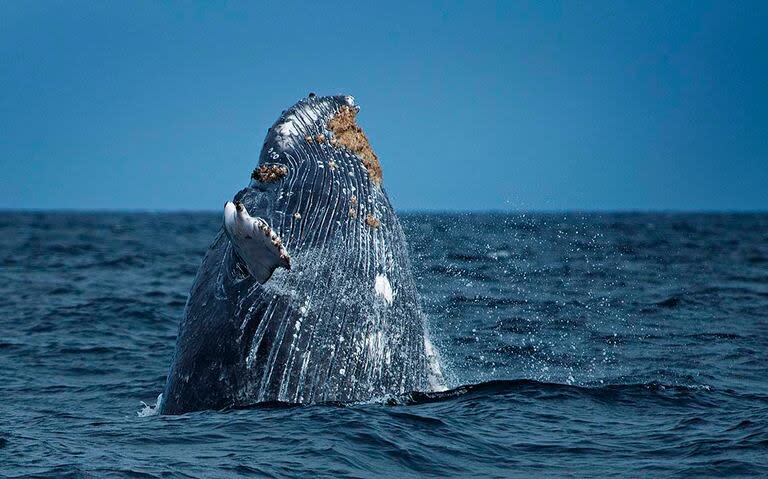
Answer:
[{"xmin": 1, "ymin": 212, "xmax": 766, "ymax": 478}]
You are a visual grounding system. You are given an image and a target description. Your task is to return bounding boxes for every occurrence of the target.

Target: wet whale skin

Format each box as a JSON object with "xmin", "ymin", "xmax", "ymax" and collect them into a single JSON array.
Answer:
[{"xmin": 160, "ymin": 95, "xmax": 434, "ymax": 414}]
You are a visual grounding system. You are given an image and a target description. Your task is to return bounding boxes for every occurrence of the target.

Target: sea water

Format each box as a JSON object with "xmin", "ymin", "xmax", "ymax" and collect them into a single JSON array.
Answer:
[{"xmin": 0, "ymin": 212, "xmax": 766, "ymax": 477}]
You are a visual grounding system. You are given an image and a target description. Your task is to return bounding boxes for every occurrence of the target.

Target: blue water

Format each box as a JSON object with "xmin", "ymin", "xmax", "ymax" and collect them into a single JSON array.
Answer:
[{"xmin": 1, "ymin": 212, "xmax": 767, "ymax": 478}]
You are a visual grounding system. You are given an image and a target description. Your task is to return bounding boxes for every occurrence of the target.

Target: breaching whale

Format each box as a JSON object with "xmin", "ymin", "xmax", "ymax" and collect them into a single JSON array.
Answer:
[{"xmin": 160, "ymin": 94, "xmax": 444, "ymax": 414}]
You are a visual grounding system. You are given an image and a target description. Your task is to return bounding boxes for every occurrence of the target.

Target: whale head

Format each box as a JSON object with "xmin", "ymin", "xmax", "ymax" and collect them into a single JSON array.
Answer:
[{"xmin": 160, "ymin": 94, "xmax": 444, "ymax": 414}]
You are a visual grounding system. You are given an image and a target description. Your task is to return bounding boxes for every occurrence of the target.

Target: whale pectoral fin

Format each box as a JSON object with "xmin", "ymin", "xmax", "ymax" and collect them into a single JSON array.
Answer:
[{"xmin": 223, "ymin": 201, "xmax": 291, "ymax": 283}]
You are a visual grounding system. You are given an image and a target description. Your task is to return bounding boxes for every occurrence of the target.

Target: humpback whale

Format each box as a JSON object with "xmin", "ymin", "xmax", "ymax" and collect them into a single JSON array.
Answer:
[{"xmin": 160, "ymin": 94, "xmax": 444, "ymax": 414}]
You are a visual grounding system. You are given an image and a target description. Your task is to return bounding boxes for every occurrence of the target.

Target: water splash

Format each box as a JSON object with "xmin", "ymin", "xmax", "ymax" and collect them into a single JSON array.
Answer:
[{"xmin": 137, "ymin": 393, "xmax": 163, "ymax": 417}]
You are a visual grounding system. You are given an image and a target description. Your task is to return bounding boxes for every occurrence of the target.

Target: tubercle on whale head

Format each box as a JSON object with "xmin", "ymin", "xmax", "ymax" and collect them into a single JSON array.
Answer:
[
  {"xmin": 365, "ymin": 213, "xmax": 381, "ymax": 229},
  {"xmin": 251, "ymin": 163, "xmax": 288, "ymax": 183}
]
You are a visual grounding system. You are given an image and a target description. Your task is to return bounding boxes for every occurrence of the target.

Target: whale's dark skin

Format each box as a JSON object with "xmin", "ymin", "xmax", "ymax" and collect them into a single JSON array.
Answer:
[{"xmin": 160, "ymin": 94, "xmax": 442, "ymax": 414}]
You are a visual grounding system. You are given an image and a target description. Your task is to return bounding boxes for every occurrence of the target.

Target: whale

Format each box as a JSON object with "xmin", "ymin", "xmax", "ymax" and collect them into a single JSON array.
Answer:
[{"xmin": 160, "ymin": 94, "xmax": 444, "ymax": 414}]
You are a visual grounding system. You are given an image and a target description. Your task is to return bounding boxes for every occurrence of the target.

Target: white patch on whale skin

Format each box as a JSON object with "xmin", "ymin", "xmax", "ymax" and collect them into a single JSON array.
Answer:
[
  {"xmin": 273, "ymin": 101, "xmax": 330, "ymax": 148},
  {"xmin": 275, "ymin": 119, "xmax": 299, "ymax": 137},
  {"xmin": 273, "ymin": 119, "xmax": 300, "ymax": 149},
  {"xmin": 374, "ymin": 274, "xmax": 393, "ymax": 305},
  {"xmin": 273, "ymin": 111, "xmax": 311, "ymax": 147},
  {"xmin": 424, "ymin": 336, "xmax": 447, "ymax": 392}
]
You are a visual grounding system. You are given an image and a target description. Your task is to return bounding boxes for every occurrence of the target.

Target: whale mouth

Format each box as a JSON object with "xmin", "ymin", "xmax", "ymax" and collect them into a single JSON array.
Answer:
[{"xmin": 223, "ymin": 201, "xmax": 291, "ymax": 283}]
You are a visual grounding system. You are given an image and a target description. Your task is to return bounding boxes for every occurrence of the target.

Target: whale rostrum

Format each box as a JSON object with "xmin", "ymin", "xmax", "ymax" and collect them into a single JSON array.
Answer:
[{"xmin": 160, "ymin": 94, "xmax": 445, "ymax": 414}]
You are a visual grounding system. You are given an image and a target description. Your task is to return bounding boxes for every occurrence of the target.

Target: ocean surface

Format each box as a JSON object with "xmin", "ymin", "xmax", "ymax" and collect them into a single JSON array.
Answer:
[{"xmin": 1, "ymin": 211, "xmax": 767, "ymax": 478}]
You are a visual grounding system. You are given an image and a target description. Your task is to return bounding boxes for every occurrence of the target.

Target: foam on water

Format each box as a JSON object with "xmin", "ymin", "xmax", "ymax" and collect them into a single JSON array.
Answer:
[{"xmin": 137, "ymin": 393, "xmax": 163, "ymax": 417}]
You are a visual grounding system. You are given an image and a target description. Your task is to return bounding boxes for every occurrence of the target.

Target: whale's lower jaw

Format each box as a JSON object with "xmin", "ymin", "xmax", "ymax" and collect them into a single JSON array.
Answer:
[{"xmin": 160, "ymin": 94, "xmax": 439, "ymax": 414}]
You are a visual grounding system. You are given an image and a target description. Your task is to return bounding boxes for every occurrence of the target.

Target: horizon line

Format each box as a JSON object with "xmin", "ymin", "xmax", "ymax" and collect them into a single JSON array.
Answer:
[{"xmin": 1, "ymin": 207, "xmax": 766, "ymax": 215}]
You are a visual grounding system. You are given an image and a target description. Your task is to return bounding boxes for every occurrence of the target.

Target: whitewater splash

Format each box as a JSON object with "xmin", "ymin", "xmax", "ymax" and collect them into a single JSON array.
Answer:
[{"xmin": 137, "ymin": 394, "xmax": 163, "ymax": 417}]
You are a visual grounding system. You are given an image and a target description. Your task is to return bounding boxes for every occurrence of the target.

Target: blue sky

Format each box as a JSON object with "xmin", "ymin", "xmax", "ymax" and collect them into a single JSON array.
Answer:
[{"xmin": 1, "ymin": 1, "xmax": 766, "ymax": 211}]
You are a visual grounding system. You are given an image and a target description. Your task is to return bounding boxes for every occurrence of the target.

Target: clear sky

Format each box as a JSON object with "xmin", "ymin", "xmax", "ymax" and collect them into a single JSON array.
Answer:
[{"xmin": 1, "ymin": 1, "xmax": 766, "ymax": 211}]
